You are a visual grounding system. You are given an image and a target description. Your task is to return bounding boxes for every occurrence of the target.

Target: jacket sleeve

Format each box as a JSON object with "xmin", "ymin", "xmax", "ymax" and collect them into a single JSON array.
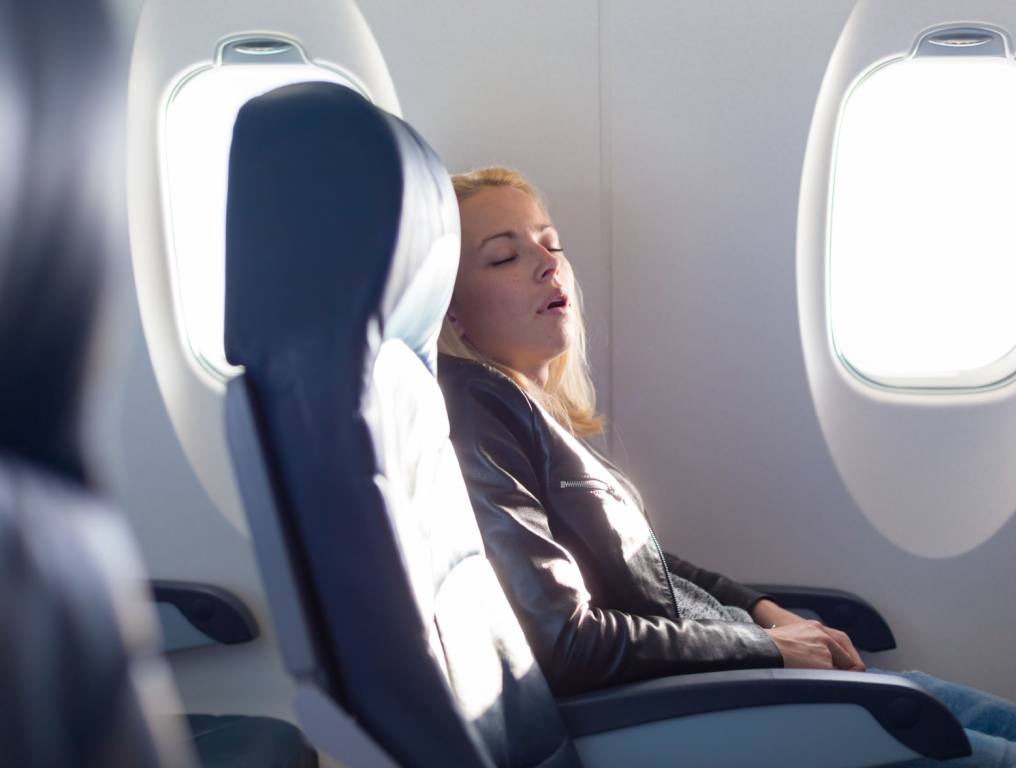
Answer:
[
  {"xmin": 444, "ymin": 371, "xmax": 782, "ymax": 696},
  {"xmin": 663, "ymin": 551, "xmax": 769, "ymax": 612}
]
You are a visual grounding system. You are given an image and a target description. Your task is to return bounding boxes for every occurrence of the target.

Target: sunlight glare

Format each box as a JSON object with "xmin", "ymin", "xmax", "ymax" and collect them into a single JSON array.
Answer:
[
  {"xmin": 164, "ymin": 64, "xmax": 357, "ymax": 378},
  {"xmin": 830, "ymin": 57, "xmax": 1016, "ymax": 387}
]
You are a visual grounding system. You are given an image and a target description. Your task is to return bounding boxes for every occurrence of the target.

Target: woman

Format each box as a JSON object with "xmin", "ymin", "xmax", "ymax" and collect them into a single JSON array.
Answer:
[{"xmin": 436, "ymin": 166, "xmax": 1016, "ymax": 766}]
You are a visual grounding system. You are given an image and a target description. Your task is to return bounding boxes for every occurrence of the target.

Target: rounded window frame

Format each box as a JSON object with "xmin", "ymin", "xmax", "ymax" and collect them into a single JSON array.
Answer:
[
  {"xmin": 826, "ymin": 24, "xmax": 1016, "ymax": 394},
  {"xmin": 161, "ymin": 35, "xmax": 371, "ymax": 385}
]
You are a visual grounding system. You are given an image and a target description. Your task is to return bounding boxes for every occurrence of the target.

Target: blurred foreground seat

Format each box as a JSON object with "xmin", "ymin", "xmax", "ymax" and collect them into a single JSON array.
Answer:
[{"xmin": 0, "ymin": 2, "xmax": 314, "ymax": 766}]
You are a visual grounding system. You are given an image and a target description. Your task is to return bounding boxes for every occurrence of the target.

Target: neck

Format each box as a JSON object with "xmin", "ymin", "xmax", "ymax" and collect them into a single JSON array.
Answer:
[{"xmin": 519, "ymin": 362, "xmax": 550, "ymax": 389}]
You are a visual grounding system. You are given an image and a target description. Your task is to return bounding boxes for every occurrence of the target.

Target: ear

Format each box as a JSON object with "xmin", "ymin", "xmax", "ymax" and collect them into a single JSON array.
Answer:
[{"xmin": 446, "ymin": 305, "xmax": 466, "ymax": 338}]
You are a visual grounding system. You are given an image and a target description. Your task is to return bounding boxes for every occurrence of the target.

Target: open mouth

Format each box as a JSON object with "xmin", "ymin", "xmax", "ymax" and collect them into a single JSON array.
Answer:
[{"xmin": 544, "ymin": 293, "xmax": 569, "ymax": 312}]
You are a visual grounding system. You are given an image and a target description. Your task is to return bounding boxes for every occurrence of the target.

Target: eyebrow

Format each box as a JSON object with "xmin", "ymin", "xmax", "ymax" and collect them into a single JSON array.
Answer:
[{"xmin": 477, "ymin": 223, "xmax": 555, "ymax": 250}]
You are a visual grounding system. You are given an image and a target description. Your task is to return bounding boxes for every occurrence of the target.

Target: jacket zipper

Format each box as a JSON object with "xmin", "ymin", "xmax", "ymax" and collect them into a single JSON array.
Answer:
[
  {"xmin": 559, "ymin": 478, "xmax": 624, "ymax": 501},
  {"xmin": 648, "ymin": 526, "xmax": 681, "ymax": 619},
  {"xmin": 560, "ymin": 479, "xmax": 682, "ymax": 618}
]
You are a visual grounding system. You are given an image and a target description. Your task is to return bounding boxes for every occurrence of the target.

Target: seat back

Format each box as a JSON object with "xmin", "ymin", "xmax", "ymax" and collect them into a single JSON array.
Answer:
[
  {"xmin": 0, "ymin": 2, "xmax": 190, "ymax": 766},
  {"xmin": 224, "ymin": 82, "xmax": 579, "ymax": 768}
]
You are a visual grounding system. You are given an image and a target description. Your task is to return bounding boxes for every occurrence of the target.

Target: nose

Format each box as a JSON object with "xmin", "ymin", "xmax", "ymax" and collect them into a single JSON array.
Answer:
[{"xmin": 535, "ymin": 245, "xmax": 562, "ymax": 282}]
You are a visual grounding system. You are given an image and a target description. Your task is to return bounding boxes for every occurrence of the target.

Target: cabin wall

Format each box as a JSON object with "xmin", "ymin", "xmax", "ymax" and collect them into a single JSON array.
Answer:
[
  {"xmin": 360, "ymin": 0, "xmax": 1016, "ymax": 699},
  {"xmin": 604, "ymin": 0, "xmax": 1014, "ymax": 700},
  {"xmin": 104, "ymin": 0, "xmax": 1016, "ymax": 719}
]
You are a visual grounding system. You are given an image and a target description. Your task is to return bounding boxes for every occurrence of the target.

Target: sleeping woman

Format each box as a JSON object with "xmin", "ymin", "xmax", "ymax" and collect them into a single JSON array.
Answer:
[{"xmin": 435, "ymin": 166, "xmax": 1016, "ymax": 767}]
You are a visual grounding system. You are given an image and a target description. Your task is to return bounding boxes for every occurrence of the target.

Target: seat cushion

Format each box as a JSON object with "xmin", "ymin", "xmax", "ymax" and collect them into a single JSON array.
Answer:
[{"xmin": 187, "ymin": 715, "xmax": 317, "ymax": 768}]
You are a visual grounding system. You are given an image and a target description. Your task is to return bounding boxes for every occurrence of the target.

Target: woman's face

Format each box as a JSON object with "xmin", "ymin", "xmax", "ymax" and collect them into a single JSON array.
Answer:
[{"xmin": 449, "ymin": 185, "xmax": 574, "ymax": 386}]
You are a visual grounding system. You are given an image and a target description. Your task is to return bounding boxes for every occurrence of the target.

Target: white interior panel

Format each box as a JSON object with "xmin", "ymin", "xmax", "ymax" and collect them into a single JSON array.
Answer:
[{"xmin": 115, "ymin": 312, "xmax": 297, "ymax": 719}]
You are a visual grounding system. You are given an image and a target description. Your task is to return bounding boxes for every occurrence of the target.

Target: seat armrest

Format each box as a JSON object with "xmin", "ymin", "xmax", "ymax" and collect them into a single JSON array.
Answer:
[
  {"xmin": 747, "ymin": 584, "xmax": 896, "ymax": 651},
  {"xmin": 151, "ymin": 580, "xmax": 259, "ymax": 652},
  {"xmin": 558, "ymin": 669, "xmax": 969, "ymax": 762}
]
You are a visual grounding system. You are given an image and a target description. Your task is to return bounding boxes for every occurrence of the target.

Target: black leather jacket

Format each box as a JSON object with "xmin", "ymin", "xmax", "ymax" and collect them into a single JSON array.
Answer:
[{"xmin": 438, "ymin": 354, "xmax": 783, "ymax": 695}]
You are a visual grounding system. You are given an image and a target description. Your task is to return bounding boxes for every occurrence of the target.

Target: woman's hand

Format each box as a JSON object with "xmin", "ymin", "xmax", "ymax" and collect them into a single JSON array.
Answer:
[{"xmin": 764, "ymin": 620, "xmax": 866, "ymax": 672}]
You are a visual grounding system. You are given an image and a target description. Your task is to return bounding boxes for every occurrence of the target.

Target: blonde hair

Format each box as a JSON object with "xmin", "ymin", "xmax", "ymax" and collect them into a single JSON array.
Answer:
[{"xmin": 439, "ymin": 166, "xmax": 604, "ymax": 437}]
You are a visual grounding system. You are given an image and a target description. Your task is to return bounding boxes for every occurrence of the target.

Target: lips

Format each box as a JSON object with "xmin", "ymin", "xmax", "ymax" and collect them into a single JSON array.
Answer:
[{"xmin": 541, "ymin": 290, "xmax": 569, "ymax": 314}]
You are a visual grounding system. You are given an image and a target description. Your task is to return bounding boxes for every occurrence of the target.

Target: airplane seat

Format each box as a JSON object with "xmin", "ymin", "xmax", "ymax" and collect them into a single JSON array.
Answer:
[
  {"xmin": 223, "ymin": 81, "xmax": 971, "ymax": 768},
  {"xmin": 185, "ymin": 713, "xmax": 316, "ymax": 768},
  {"xmin": 224, "ymin": 80, "xmax": 578, "ymax": 767},
  {"xmin": 0, "ymin": 460, "xmax": 188, "ymax": 768},
  {"xmin": 0, "ymin": 1, "xmax": 191, "ymax": 765},
  {"xmin": 0, "ymin": 3, "xmax": 316, "ymax": 768}
]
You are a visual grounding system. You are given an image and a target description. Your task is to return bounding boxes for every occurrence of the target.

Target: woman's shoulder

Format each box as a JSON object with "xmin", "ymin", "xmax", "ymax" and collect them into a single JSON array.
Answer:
[
  {"xmin": 438, "ymin": 353, "xmax": 527, "ymax": 399},
  {"xmin": 437, "ymin": 353, "xmax": 536, "ymax": 429}
]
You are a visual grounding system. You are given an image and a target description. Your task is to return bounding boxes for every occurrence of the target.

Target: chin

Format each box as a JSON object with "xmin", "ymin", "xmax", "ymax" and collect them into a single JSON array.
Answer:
[{"xmin": 546, "ymin": 341, "xmax": 571, "ymax": 363}]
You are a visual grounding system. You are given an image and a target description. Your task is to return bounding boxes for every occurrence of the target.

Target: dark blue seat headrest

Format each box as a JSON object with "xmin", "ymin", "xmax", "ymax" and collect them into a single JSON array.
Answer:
[{"xmin": 224, "ymin": 82, "xmax": 458, "ymax": 379}]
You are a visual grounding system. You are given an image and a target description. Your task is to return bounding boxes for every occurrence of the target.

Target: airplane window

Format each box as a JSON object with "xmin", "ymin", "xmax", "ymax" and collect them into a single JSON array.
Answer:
[
  {"xmin": 829, "ymin": 51, "xmax": 1016, "ymax": 390},
  {"xmin": 164, "ymin": 54, "xmax": 361, "ymax": 379}
]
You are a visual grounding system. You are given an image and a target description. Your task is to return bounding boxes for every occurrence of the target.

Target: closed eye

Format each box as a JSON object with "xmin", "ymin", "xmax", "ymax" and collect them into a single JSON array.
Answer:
[
  {"xmin": 547, "ymin": 247, "xmax": 563, "ymax": 253},
  {"xmin": 491, "ymin": 255, "xmax": 517, "ymax": 266}
]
